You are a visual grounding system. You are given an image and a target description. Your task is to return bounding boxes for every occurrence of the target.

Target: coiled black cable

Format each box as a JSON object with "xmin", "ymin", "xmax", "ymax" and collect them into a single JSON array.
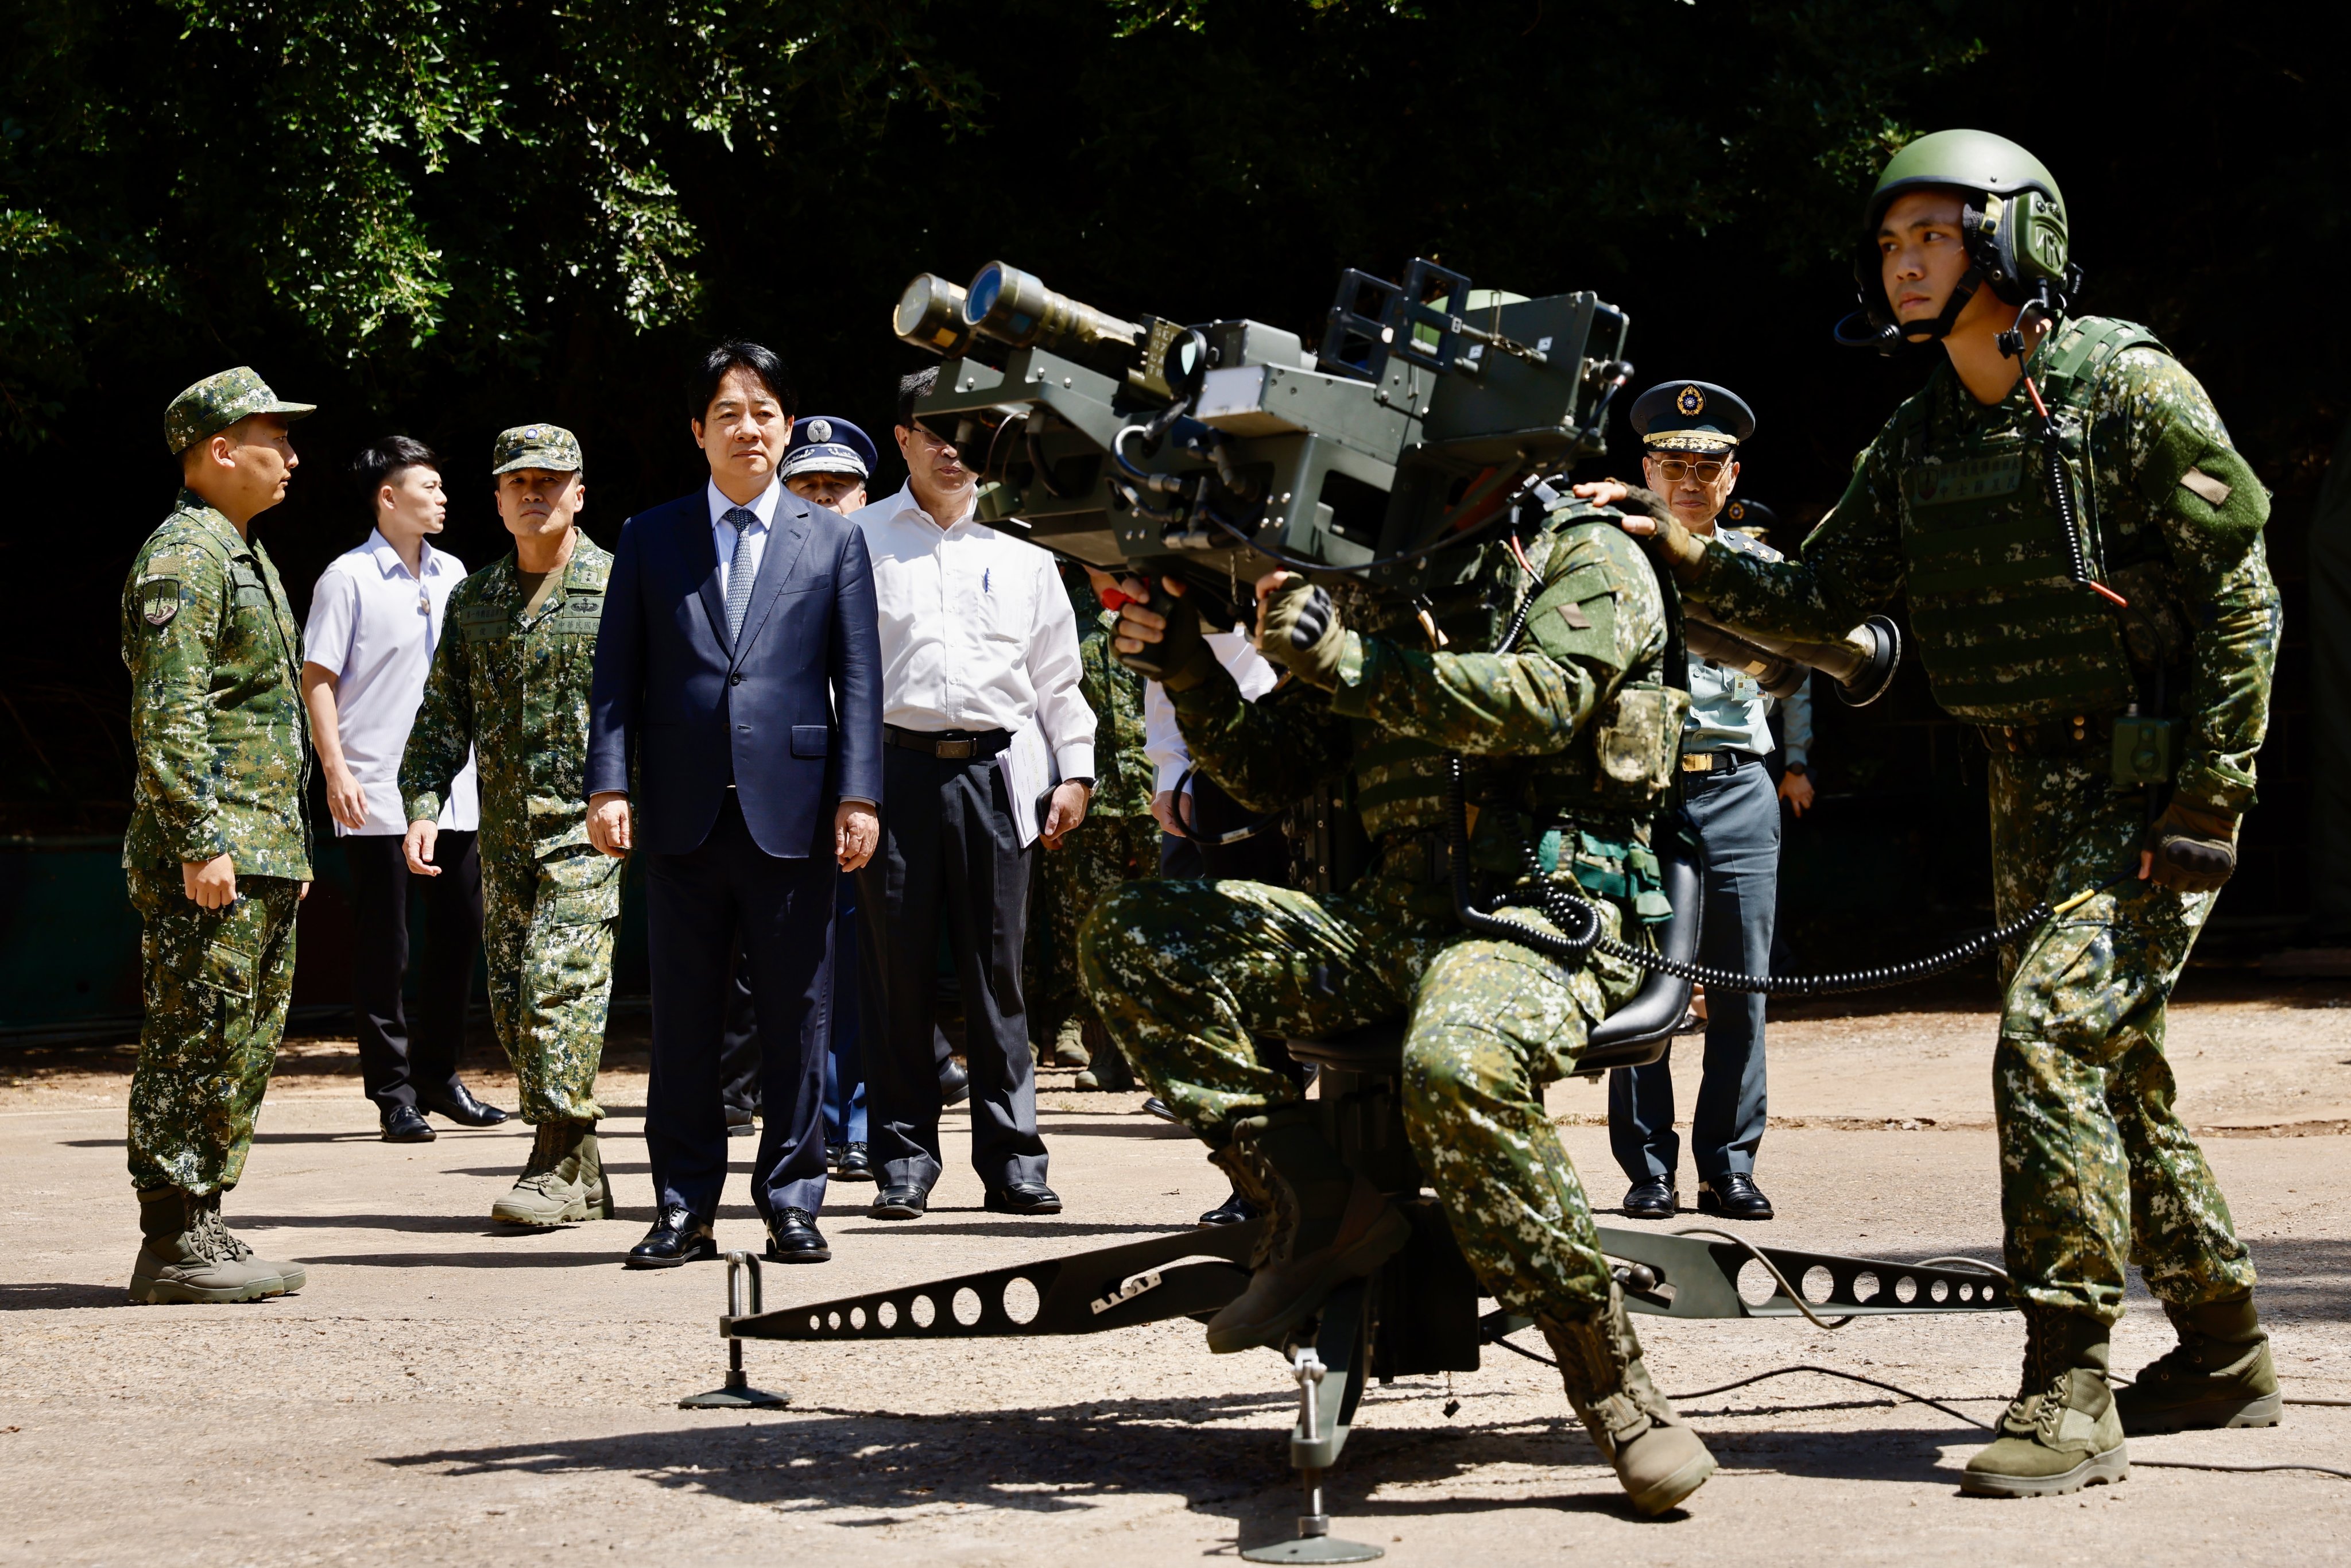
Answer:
[
  {"xmin": 1436, "ymin": 535, "xmax": 2117, "ymax": 996},
  {"xmin": 1443, "ymin": 753, "xmax": 2113, "ymax": 997}
]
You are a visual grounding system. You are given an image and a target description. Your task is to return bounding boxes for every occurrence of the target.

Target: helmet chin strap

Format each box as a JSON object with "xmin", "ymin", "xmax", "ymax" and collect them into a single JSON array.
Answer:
[{"xmin": 1897, "ymin": 266, "xmax": 1984, "ymax": 344}]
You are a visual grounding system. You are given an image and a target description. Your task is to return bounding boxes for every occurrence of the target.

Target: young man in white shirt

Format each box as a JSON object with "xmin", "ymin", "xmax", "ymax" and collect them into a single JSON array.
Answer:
[
  {"xmin": 848, "ymin": 367, "xmax": 1095, "ymax": 1219},
  {"xmin": 301, "ymin": 437, "xmax": 503, "ymax": 1143}
]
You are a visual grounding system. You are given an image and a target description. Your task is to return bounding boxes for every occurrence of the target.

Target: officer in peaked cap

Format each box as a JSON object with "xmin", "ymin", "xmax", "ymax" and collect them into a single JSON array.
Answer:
[
  {"xmin": 761, "ymin": 413, "xmax": 880, "ymax": 1175},
  {"xmin": 778, "ymin": 415, "xmax": 877, "ymax": 516},
  {"xmin": 1592, "ymin": 379, "xmax": 1796, "ymax": 1230},
  {"xmin": 120, "ymin": 367, "xmax": 319, "ymax": 1303}
]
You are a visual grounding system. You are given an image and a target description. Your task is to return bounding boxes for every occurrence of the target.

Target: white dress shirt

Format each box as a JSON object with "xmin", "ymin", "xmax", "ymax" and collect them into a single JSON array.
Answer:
[
  {"xmin": 850, "ymin": 484, "xmax": 1096, "ymax": 780},
  {"xmin": 1144, "ymin": 630, "xmax": 1281, "ymax": 793},
  {"xmin": 304, "ymin": 531, "xmax": 479, "ymax": 835},
  {"xmin": 708, "ymin": 475, "xmax": 781, "ymax": 601}
]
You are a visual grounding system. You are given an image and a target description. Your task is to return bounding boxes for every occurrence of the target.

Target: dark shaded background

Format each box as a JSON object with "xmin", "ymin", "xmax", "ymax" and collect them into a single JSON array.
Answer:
[{"xmin": 3, "ymin": 0, "xmax": 2344, "ymax": 1015}]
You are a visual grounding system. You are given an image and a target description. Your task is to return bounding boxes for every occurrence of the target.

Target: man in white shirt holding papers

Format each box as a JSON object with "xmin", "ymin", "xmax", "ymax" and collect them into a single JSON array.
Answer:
[
  {"xmin": 301, "ymin": 436, "xmax": 504, "ymax": 1144},
  {"xmin": 849, "ymin": 367, "xmax": 1095, "ymax": 1219}
]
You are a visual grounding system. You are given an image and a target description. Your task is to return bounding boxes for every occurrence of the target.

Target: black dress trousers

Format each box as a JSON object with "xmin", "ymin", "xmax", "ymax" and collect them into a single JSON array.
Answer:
[
  {"xmin": 856, "ymin": 745, "xmax": 1048, "ymax": 1194},
  {"xmin": 644, "ymin": 793, "xmax": 836, "ymax": 1221},
  {"xmin": 344, "ymin": 830, "xmax": 482, "ymax": 1118}
]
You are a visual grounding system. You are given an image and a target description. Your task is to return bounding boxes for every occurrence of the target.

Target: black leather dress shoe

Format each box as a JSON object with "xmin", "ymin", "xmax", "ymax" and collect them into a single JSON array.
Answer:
[
  {"xmin": 1198, "ymin": 1187, "xmax": 1256, "ymax": 1226},
  {"xmin": 419, "ymin": 1081, "xmax": 509, "ymax": 1128},
  {"xmin": 938, "ymin": 1059, "xmax": 971, "ymax": 1107},
  {"xmin": 381, "ymin": 1105, "xmax": 436, "ymax": 1144},
  {"xmin": 1621, "ymin": 1178, "xmax": 1676, "ymax": 1219},
  {"xmin": 869, "ymin": 1185, "xmax": 928, "ymax": 1220},
  {"xmin": 725, "ymin": 1104, "xmax": 756, "ymax": 1139},
  {"xmin": 833, "ymin": 1141, "xmax": 873, "ymax": 1182},
  {"xmin": 764, "ymin": 1206, "xmax": 831, "ymax": 1263},
  {"xmin": 984, "ymin": 1182, "xmax": 1062, "ymax": 1216},
  {"xmin": 1697, "ymin": 1173, "xmax": 1774, "ymax": 1221},
  {"xmin": 625, "ymin": 1207, "xmax": 717, "ymax": 1268}
]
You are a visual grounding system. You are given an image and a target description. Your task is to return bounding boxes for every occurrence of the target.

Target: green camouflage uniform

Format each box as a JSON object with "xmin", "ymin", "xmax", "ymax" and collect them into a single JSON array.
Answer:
[
  {"xmin": 401, "ymin": 541, "xmax": 619, "ymax": 1125},
  {"xmin": 1682, "ymin": 318, "xmax": 2274, "ymax": 1322},
  {"xmin": 1029, "ymin": 570, "xmax": 1160, "ymax": 1040},
  {"xmin": 1080, "ymin": 511, "xmax": 1680, "ymax": 1318},
  {"xmin": 119, "ymin": 489, "xmax": 315, "ymax": 1194}
]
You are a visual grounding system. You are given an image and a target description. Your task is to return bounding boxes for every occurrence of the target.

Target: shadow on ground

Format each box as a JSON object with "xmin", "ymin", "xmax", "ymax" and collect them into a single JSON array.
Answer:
[{"xmin": 380, "ymin": 1386, "xmax": 1967, "ymax": 1544}]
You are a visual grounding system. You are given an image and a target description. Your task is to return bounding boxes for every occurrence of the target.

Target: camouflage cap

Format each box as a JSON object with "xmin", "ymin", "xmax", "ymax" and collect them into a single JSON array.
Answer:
[
  {"xmin": 164, "ymin": 367, "xmax": 316, "ymax": 455},
  {"xmin": 490, "ymin": 423, "xmax": 583, "ymax": 475}
]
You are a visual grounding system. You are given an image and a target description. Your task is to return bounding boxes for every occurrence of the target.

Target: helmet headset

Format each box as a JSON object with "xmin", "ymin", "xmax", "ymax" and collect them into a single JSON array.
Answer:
[{"xmin": 1834, "ymin": 129, "xmax": 2082, "ymax": 354}]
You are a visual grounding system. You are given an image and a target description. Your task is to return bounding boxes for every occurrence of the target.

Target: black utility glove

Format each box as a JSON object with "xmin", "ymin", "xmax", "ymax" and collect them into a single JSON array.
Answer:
[
  {"xmin": 1620, "ymin": 486, "xmax": 1709, "ymax": 582},
  {"xmin": 1111, "ymin": 587, "xmax": 1220, "ymax": 691},
  {"xmin": 1257, "ymin": 576, "xmax": 1346, "ymax": 689},
  {"xmin": 2145, "ymin": 796, "xmax": 2240, "ymax": 893}
]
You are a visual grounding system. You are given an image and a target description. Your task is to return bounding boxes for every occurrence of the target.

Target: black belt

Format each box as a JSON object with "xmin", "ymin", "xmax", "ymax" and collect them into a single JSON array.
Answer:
[
  {"xmin": 1679, "ymin": 748, "xmax": 1765, "ymax": 775},
  {"xmin": 885, "ymin": 723, "xmax": 1013, "ymax": 761}
]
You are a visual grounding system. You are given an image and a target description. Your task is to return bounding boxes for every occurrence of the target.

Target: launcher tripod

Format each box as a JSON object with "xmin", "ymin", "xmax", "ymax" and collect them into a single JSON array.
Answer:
[{"xmin": 682, "ymin": 998, "xmax": 2012, "ymax": 1559}]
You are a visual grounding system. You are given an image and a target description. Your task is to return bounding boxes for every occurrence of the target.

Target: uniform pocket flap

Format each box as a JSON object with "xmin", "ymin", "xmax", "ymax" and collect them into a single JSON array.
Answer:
[
  {"xmin": 541, "ymin": 879, "xmax": 622, "ymax": 927},
  {"xmin": 537, "ymin": 852, "xmax": 622, "ymax": 926},
  {"xmin": 791, "ymin": 725, "xmax": 831, "ymax": 757},
  {"xmin": 195, "ymin": 939, "xmax": 259, "ymax": 1000}
]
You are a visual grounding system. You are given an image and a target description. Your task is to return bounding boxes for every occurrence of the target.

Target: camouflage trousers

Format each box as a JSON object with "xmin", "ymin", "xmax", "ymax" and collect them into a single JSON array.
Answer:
[
  {"xmin": 125, "ymin": 868, "xmax": 300, "ymax": 1195},
  {"xmin": 1027, "ymin": 812, "xmax": 1160, "ymax": 1038},
  {"xmin": 483, "ymin": 849, "xmax": 619, "ymax": 1125},
  {"xmin": 1080, "ymin": 869, "xmax": 1646, "ymax": 1317},
  {"xmin": 1990, "ymin": 754, "xmax": 2255, "ymax": 1321}
]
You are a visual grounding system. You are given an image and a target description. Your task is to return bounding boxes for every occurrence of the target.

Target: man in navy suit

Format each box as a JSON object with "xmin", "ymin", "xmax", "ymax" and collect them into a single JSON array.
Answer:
[{"xmin": 585, "ymin": 340, "xmax": 883, "ymax": 1268}]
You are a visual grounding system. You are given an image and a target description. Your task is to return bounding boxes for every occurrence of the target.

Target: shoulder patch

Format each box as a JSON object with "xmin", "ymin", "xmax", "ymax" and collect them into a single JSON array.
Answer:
[{"xmin": 138, "ymin": 577, "xmax": 183, "ymax": 627}]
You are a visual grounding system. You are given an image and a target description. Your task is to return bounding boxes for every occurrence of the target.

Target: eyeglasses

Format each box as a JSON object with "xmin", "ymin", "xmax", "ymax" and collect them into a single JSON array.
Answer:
[{"xmin": 1647, "ymin": 456, "xmax": 1730, "ymax": 484}]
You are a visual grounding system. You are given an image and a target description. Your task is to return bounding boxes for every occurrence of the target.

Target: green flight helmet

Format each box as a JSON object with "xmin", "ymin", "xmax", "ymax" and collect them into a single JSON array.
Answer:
[{"xmin": 1837, "ymin": 129, "xmax": 2077, "ymax": 351}]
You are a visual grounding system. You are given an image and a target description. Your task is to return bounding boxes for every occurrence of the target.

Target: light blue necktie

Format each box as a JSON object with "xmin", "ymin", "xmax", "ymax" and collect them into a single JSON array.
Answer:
[{"xmin": 723, "ymin": 507, "xmax": 757, "ymax": 647}]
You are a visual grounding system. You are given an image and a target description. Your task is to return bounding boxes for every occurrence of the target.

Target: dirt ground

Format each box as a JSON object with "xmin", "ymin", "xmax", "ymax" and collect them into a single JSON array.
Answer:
[{"xmin": 2, "ymin": 981, "xmax": 2346, "ymax": 1565}]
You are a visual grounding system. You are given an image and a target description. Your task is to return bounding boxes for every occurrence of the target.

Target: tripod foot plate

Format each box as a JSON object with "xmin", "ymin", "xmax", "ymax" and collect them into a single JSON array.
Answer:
[
  {"xmin": 679, "ymin": 1385, "xmax": 788, "ymax": 1410},
  {"xmin": 1241, "ymin": 1538, "xmax": 1384, "ymax": 1563}
]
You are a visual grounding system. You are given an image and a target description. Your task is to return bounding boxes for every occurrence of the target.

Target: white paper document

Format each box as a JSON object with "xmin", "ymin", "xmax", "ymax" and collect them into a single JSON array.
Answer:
[{"xmin": 996, "ymin": 724, "xmax": 1060, "ymax": 847}]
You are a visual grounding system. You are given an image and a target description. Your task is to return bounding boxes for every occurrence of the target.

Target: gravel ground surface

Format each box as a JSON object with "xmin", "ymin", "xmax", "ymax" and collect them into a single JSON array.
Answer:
[{"xmin": 2, "ymin": 984, "xmax": 2346, "ymax": 1564}]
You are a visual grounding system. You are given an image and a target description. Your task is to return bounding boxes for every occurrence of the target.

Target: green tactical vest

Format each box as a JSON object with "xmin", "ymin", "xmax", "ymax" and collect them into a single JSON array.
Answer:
[
  {"xmin": 1896, "ymin": 316, "xmax": 2159, "ymax": 725},
  {"xmin": 1340, "ymin": 522, "xmax": 1682, "ymax": 920}
]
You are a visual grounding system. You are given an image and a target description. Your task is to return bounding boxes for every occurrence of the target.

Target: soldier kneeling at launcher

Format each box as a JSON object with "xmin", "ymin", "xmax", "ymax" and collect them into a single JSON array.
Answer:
[{"xmin": 1079, "ymin": 493, "xmax": 1717, "ymax": 1515}]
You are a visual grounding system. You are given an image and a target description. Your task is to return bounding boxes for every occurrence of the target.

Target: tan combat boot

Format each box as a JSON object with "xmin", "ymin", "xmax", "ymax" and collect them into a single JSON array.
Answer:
[
  {"xmin": 491, "ymin": 1120, "xmax": 614, "ymax": 1225},
  {"xmin": 1962, "ymin": 1308, "xmax": 2128, "ymax": 1497},
  {"xmin": 1541, "ymin": 1284, "xmax": 1718, "ymax": 1515},
  {"xmin": 1202, "ymin": 1105, "xmax": 1408, "ymax": 1354},
  {"xmin": 1048, "ymin": 1017, "xmax": 1091, "ymax": 1071},
  {"xmin": 128, "ymin": 1189, "xmax": 285, "ymax": 1304},
  {"xmin": 2115, "ymin": 1291, "xmax": 2282, "ymax": 1434},
  {"xmin": 193, "ymin": 1191, "xmax": 307, "ymax": 1294}
]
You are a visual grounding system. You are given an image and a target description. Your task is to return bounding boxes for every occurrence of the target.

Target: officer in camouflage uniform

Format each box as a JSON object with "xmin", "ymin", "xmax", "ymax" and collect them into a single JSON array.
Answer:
[
  {"xmin": 401, "ymin": 425, "xmax": 622, "ymax": 1226},
  {"xmin": 121, "ymin": 367, "xmax": 318, "ymax": 1304},
  {"xmin": 1080, "ymin": 504, "xmax": 1720, "ymax": 1516},
  {"xmin": 1025, "ymin": 562, "xmax": 1156, "ymax": 1088},
  {"xmin": 1610, "ymin": 130, "xmax": 2280, "ymax": 1497}
]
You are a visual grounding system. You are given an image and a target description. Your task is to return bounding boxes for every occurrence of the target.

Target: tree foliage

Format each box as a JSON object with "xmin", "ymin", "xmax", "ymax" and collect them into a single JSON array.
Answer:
[{"xmin": 2, "ymin": 0, "xmax": 1984, "ymax": 446}]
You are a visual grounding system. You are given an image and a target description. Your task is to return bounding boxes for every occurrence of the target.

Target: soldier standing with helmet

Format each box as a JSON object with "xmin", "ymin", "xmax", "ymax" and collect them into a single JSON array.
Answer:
[
  {"xmin": 401, "ymin": 425, "xmax": 623, "ymax": 1228},
  {"xmin": 120, "ymin": 367, "xmax": 318, "ymax": 1304},
  {"xmin": 1599, "ymin": 129, "xmax": 2282, "ymax": 1497}
]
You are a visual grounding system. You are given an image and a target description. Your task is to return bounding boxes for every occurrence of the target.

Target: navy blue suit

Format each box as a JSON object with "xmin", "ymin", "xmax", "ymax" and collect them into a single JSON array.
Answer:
[{"xmin": 588, "ymin": 486, "xmax": 881, "ymax": 1225}]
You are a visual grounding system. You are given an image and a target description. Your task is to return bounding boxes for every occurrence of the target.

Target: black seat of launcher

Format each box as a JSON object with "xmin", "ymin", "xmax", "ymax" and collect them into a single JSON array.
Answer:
[{"xmin": 1284, "ymin": 825, "xmax": 1705, "ymax": 1078}]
